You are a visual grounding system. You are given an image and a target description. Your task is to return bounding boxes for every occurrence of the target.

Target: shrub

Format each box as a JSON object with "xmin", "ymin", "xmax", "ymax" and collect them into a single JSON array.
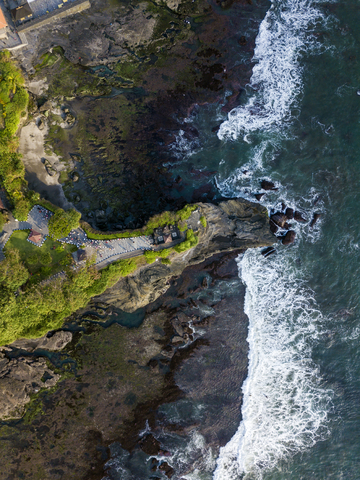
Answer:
[
  {"xmin": 174, "ymin": 229, "xmax": 198, "ymax": 253},
  {"xmin": 200, "ymin": 215, "xmax": 207, "ymax": 228},
  {"xmin": 60, "ymin": 254, "xmax": 72, "ymax": 266},
  {"xmin": 40, "ymin": 252, "xmax": 52, "ymax": 265},
  {"xmin": 144, "ymin": 250, "xmax": 157, "ymax": 264}
]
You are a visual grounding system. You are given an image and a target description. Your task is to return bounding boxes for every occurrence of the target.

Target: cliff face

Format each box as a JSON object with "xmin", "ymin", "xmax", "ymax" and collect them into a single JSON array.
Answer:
[{"xmin": 95, "ymin": 198, "xmax": 274, "ymax": 311}]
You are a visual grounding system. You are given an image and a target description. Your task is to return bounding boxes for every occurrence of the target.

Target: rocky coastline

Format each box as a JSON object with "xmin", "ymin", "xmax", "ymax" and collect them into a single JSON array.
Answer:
[{"xmin": 0, "ymin": 197, "xmax": 274, "ymax": 479}]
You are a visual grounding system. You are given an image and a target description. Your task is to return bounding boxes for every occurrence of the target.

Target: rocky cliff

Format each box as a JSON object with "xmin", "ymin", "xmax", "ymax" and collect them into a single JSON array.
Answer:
[{"xmin": 95, "ymin": 197, "xmax": 274, "ymax": 311}]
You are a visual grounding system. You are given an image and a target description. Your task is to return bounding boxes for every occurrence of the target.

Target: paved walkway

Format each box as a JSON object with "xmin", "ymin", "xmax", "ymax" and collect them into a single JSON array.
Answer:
[{"xmin": 0, "ymin": 205, "xmax": 154, "ymax": 267}]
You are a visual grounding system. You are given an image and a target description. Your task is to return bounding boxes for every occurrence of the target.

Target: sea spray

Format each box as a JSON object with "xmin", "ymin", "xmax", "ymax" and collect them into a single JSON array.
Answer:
[
  {"xmin": 218, "ymin": 0, "xmax": 324, "ymax": 140},
  {"xmin": 214, "ymin": 247, "xmax": 332, "ymax": 479}
]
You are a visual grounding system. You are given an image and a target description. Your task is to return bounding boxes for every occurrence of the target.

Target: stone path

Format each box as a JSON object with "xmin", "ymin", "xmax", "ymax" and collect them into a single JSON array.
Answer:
[{"xmin": 62, "ymin": 231, "xmax": 153, "ymax": 265}]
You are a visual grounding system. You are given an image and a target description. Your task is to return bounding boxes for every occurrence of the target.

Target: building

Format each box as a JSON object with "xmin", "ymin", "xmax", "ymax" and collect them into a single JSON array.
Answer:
[
  {"xmin": 153, "ymin": 224, "xmax": 180, "ymax": 245},
  {"xmin": 11, "ymin": 2, "xmax": 33, "ymax": 22},
  {"xmin": 0, "ymin": 8, "xmax": 8, "ymax": 40},
  {"xmin": 77, "ymin": 249, "xmax": 87, "ymax": 261},
  {"xmin": 28, "ymin": 229, "xmax": 43, "ymax": 245}
]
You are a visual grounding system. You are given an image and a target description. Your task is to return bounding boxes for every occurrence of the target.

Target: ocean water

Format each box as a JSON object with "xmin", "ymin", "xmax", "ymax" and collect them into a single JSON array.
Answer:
[
  {"xmin": 106, "ymin": 0, "xmax": 360, "ymax": 478},
  {"xmin": 173, "ymin": 0, "xmax": 360, "ymax": 477}
]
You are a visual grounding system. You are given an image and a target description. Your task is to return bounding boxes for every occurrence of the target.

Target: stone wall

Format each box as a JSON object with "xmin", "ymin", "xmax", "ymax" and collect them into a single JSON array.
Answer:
[{"xmin": 17, "ymin": 0, "xmax": 91, "ymax": 34}]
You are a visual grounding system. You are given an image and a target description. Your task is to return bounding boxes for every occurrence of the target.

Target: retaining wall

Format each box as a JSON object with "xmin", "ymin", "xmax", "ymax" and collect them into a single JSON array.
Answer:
[{"xmin": 17, "ymin": 0, "xmax": 90, "ymax": 33}]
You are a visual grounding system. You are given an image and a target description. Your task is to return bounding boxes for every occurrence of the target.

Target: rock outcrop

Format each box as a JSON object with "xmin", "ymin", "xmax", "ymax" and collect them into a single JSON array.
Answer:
[
  {"xmin": 0, "ymin": 353, "xmax": 61, "ymax": 419},
  {"xmin": 96, "ymin": 198, "xmax": 274, "ymax": 311}
]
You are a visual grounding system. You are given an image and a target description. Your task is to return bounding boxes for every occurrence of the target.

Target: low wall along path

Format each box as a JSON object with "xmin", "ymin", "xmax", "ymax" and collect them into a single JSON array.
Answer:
[{"xmin": 0, "ymin": 205, "xmax": 153, "ymax": 264}]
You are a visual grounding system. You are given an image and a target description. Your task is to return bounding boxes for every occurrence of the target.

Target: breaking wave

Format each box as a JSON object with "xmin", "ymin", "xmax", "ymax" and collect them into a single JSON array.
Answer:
[
  {"xmin": 214, "ymin": 247, "xmax": 332, "ymax": 479},
  {"xmin": 218, "ymin": 0, "xmax": 324, "ymax": 140}
]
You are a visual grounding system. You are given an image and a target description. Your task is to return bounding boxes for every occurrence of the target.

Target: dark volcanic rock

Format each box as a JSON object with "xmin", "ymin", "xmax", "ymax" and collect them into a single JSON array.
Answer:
[
  {"xmin": 254, "ymin": 193, "xmax": 265, "ymax": 201},
  {"xmin": 310, "ymin": 212, "xmax": 321, "ymax": 227},
  {"xmin": 271, "ymin": 212, "xmax": 288, "ymax": 228},
  {"xmin": 139, "ymin": 434, "xmax": 162, "ymax": 456},
  {"xmin": 285, "ymin": 207, "xmax": 294, "ymax": 219},
  {"xmin": 282, "ymin": 230, "xmax": 296, "ymax": 245},
  {"xmin": 159, "ymin": 461, "xmax": 175, "ymax": 478},
  {"xmin": 294, "ymin": 211, "xmax": 307, "ymax": 223},
  {"xmin": 269, "ymin": 220, "xmax": 279, "ymax": 234},
  {"xmin": 261, "ymin": 180, "xmax": 278, "ymax": 191}
]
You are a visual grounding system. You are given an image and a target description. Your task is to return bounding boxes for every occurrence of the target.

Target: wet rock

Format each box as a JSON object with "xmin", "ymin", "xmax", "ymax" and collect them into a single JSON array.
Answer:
[
  {"xmin": 261, "ymin": 180, "xmax": 278, "ymax": 191},
  {"xmin": 72, "ymin": 171, "xmax": 80, "ymax": 182},
  {"xmin": 282, "ymin": 230, "xmax": 296, "ymax": 245},
  {"xmin": 310, "ymin": 212, "xmax": 321, "ymax": 228},
  {"xmin": 139, "ymin": 434, "xmax": 162, "ymax": 456},
  {"xmin": 238, "ymin": 35, "xmax": 247, "ymax": 45},
  {"xmin": 261, "ymin": 246, "xmax": 276, "ymax": 257},
  {"xmin": 294, "ymin": 211, "xmax": 307, "ymax": 223},
  {"xmin": 202, "ymin": 277, "xmax": 209, "ymax": 288},
  {"xmin": 159, "ymin": 461, "xmax": 175, "ymax": 478},
  {"xmin": 211, "ymin": 124, "xmax": 221, "ymax": 133},
  {"xmin": 270, "ymin": 212, "xmax": 288, "ymax": 228},
  {"xmin": 285, "ymin": 207, "xmax": 294, "ymax": 219},
  {"xmin": 254, "ymin": 193, "xmax": 265, "ymax": 201},
  {"xmin": 269, "ymin": 220, "xmax": 278, "ymax": 234}
]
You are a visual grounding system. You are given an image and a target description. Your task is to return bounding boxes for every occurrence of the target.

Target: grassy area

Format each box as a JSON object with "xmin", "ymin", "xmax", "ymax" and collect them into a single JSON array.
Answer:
[{"xmin": 5, "ymin": 230, "xmax": 76, "ymax": 282}]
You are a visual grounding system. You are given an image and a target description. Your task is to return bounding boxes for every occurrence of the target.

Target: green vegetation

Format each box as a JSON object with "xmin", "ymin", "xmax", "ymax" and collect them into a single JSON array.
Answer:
[
  {"xmin": 174, "ymin": 229, "xmax": 198, "ymax": 253},
  {"xmin": 4, "ymin": 230, "xmax": 76, "ymax": 283},
  {"xmin": 161, "ymin": 258, "xmax": 171, "ymax": 265},
  {"xmin": 200, "ymin": 215, "xmax": 207, "ymax": 228},
  {"xmin": 0, "ymin": 255, "xmax": 140, "ymax": 346},
  {"xmin": 48, "ymin": 208, "xmax": 81, "ymax": 240},
  {"xmin": 0, "ymin": 211, "xmax": 7, "ymax": 231},
  {"xmin": 0, "ymin": 51, "xmax": 31, "ymax": 220},
  {"xmin": 82, "ymin": 204, "xmax": 198, "ymax": 240},
  {"xmin": 144, "ymin": 248, "xmax": 169, "ymax": 264}
]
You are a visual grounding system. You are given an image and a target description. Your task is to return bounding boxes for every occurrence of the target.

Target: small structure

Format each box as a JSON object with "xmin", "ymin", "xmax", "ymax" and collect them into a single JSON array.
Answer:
[
  {"xmin": 0, "ymin": 8, "xmax": 8, "ymax": 39},
  {"xmin": 153, "ymin": 224, "xmax": 180, "ymax": 245},
  {"xmin": 28, "ymin": 229, "xmax": 44, "ymax": 246},
  {"xmin": 76, "ymin": 249, "xmax": 87, "ymax": 262},
  {"xmin": 11, "ymin": 2, "xmax": 33, "ymax": 22}
]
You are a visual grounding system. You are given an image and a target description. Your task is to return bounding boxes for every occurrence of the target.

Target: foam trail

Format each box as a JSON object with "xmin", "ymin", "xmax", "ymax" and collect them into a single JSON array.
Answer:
[
  {"xmin": 218, "ymin": 0, "xmax": 323, "ymax": 140},
  {"xmin": 213, "ymin": 248, "xmax": 332, "ymax": 479}
]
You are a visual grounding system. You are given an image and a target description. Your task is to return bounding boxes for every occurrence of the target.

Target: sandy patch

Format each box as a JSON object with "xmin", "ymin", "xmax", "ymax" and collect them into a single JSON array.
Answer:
[{"xmin": 18, "ymin": 119, "xmax": 74, "ymax": 210}]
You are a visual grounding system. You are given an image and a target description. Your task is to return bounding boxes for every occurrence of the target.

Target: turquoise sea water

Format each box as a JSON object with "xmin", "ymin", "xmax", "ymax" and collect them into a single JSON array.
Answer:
[{"xmin": 105, "ymin": 0, "xmax": 360, "ymax": 478}]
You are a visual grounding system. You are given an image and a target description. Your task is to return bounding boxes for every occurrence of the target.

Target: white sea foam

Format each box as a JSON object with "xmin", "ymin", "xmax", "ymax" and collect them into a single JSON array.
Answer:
[
  {"xmin": 166, "ymin": 129, "xmax": 201, "ymax": 164},
  {"xmin": 218, "ymin": 0, "xmax": 324, "ymax": 140},
  {"xmin": 214, "ymin": 248, "xmax": 333, "ymax": 479}
]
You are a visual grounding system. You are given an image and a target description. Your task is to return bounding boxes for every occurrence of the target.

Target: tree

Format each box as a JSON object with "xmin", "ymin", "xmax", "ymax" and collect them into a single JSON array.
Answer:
[
  {"xmin": 48, "ymin": 208, "xmax": 81, "ymax": 240},
  {"xmin": 0, "ymin": 248, "xmax": 29, "ymax": 290},
  {"xmin": 40, "ymin": 251, "xmax": 52, "ymax": 265}
]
